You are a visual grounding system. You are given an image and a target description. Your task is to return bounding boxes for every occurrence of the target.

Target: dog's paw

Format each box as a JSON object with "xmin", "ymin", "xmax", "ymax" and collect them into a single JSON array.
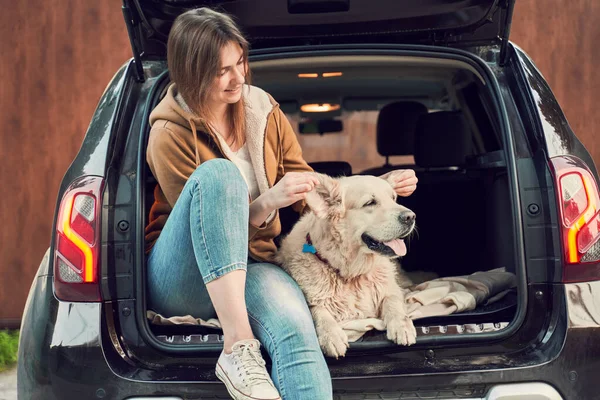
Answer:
[
  {"xmin": 386, "ymin": 316, "xmax": 417, "ymax": 346},
  {"xmin": 318, "ymin": 324, "xmax": 349, "ymax": 359}
]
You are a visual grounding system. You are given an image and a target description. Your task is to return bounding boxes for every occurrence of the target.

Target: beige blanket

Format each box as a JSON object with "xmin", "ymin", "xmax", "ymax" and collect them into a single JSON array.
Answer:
[{"xmin": 148, "ymin": 267, "xmax": 516, "ymax": 342}]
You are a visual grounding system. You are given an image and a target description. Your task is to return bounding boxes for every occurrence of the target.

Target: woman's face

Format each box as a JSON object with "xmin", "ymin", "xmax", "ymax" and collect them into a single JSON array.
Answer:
[{"xmin": 208, "ymin": 41, "xmax": 246, "ymax": 108}]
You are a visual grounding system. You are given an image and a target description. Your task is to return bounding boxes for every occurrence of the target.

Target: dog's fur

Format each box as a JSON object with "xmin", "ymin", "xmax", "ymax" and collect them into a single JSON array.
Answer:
[{"xmin": 275, "ymin": 173, "xmax": 417, "ymax": 358}]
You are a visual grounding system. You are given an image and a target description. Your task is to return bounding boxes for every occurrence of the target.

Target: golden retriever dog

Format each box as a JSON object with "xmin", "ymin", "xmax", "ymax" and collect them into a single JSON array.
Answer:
[{"xmin": 275, "ymin": 173, "xmax": 417, "ymax": 358}]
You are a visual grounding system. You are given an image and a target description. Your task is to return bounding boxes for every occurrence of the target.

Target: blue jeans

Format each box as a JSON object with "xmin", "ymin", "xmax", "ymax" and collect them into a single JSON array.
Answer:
[{"xmin": 147, "ymin": 159, "xmax": 332, "ymax": 400}]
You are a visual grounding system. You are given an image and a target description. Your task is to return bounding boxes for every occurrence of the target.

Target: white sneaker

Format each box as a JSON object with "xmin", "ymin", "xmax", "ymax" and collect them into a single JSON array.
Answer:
[{"xmin": 216, "ymin": 339, "xmax": 281, "ymax": 400}]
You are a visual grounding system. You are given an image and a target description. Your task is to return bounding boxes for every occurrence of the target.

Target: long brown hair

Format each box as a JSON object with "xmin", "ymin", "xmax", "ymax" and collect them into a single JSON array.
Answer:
[{"xmin": 167, "ymin": 7, "xmax": 251, "ymax": 146}]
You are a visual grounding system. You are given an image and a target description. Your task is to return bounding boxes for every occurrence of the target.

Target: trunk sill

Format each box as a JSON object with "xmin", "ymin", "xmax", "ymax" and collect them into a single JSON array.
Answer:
[{"xmin": 153, "ymin": 321, "xmax": 510, "ymax": 349}]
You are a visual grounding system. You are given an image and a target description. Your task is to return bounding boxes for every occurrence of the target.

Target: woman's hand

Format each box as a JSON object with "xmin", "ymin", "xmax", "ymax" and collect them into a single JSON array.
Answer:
[
  {"xmin": 385, "ymin": 169, "xmax": 418, "ymax": 197},
  {"xmin": 265, "ymin": 172, "xmax": 320, "ymax": 210},
  {"xmin": 249, "ymin": 172, "xmax": 319, "ymax": 228}
]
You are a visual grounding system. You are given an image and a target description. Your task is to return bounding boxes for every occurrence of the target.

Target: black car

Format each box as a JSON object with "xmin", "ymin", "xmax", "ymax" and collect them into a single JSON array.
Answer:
[{"xmin": 17, "ymin": 1, "xmax": 600, "ymax": 399}]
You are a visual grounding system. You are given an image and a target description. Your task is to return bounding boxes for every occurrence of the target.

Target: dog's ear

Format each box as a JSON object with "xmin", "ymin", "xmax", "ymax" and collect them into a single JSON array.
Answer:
[
  {"xmin": 305, "ymin": 173, "xmax": 344, "ymax": 220},
  {"xmin": 383, "ymin": 171, "xmax": 397, "ymax": 188}
]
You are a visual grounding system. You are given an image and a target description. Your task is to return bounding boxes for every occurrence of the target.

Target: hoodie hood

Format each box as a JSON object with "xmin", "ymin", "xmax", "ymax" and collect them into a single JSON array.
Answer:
[{"xmin": 149, "ymin": 83, "xmax": 198, "ymax": 130}]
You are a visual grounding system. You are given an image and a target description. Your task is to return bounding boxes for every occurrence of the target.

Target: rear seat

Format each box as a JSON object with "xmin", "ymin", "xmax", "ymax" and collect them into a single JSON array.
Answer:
[
  {"xmin": 361, "ymin": 101, "xmax": 428, "ymax": 176},
  {"xmin": 308, "ymin": 161, "xmax": 352, "ymax": 177},
  {"xmin": 414, "ymin": 111, "xmax": 472, "ymax": 171},
  {"xmin": 399, "ymin": 111, "xmax": 488, "ymax": 276}
]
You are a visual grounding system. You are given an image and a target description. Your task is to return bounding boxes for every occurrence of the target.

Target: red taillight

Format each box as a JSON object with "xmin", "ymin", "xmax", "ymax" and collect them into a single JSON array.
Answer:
[
  {"xmin": 550, "ymin": 156, "xmax": 600, "ymax": 282},
  {"xmin": 54, "ymin": 176, "xmax": 104, "ymax": 301}
]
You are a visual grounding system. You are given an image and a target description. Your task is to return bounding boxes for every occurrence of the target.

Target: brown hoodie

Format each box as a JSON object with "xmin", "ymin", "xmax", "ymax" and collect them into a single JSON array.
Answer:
[{"xmin": 145, "ymin": 83, "xmax": 312, "ymax": 262}]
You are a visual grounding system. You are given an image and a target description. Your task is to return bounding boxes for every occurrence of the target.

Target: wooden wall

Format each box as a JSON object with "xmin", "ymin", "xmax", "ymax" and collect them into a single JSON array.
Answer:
[
  {"xmin": 511, "ymin": 0, "xmax": 600, "ymax": 170},
  {"xmin": 0, "ymin": 0, "xmax": 131, "ymax": 326},
  {"xmin": 0, "ymin": 0, "xmax": 598, "ymax": 325}
]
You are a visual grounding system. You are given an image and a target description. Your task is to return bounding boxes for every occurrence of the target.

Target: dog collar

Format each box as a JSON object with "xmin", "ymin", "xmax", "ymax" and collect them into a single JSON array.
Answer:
[{"xmin": 303, "ymin": 233, "xmax": 330, "ymax": 265}]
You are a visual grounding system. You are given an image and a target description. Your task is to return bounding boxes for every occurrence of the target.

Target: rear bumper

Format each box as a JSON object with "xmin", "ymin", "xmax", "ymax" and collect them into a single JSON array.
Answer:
[{"xmin": 123, "ymin": 382, "xmax": 562, "ymax": 400}]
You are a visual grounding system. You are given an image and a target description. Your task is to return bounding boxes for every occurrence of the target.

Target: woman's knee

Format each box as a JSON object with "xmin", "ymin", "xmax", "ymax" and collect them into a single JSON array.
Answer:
[{"xmin": 188, "ymin": 158, "xmax": 247, "ymax": 196}]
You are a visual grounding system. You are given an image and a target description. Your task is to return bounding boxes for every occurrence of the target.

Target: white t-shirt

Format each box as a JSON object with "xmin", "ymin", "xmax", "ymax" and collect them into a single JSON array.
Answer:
[{"xmin": 228, "ymin": 143, "xmax": 261, "ymax": 201}]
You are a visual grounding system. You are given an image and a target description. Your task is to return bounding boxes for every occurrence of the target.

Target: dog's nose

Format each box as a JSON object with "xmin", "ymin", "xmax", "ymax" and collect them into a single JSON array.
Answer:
[{"xmin": 399, "ymin": 211, "xmax": 416, "ymax": 224}]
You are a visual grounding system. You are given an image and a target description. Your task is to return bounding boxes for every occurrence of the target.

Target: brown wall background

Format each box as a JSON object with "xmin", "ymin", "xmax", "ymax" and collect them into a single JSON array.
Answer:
[
  {"xmin": 511, "ymin": 0, "xmax": 600, "ymax": 168},
  {"xmin": 0, "ymin": 0, "xmax": 131, "ymax": 325},
  {"xmin": 1, "ymin": 1, "xmax": 598, "ymax": 324}
]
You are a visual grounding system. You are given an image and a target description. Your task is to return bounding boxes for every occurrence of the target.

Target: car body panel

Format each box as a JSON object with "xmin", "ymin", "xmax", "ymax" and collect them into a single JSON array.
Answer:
[{"xmin": 512, "ymin": 46, "xmax": 599, "ymax": 178}]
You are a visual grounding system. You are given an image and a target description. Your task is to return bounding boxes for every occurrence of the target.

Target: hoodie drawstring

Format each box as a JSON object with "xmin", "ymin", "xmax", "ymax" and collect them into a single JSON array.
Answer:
[
  {"xmin": 189, "ymin": 119, "xmax": 200, "ymax": 167},
  {"xmin": 275, "ymin": 110, "xmax": 284, "ymax": 178}
]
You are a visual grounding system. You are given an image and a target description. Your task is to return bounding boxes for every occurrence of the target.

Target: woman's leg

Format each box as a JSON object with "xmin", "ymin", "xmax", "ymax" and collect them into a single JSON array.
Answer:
[
  {"xmin": 147, "ymin": 158, "xmax": 254, "ymax": 349},
  {"xmin": 148, "ymin": 159, "xmax": 281, "ymax": 399},
  {"xmin": 245, "ymin": 261, "xmax": 333, "ymax": 400}
]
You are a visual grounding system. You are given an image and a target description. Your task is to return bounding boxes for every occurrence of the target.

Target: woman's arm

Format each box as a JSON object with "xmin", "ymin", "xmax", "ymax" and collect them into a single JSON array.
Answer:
[
  {"xmin": 249, "ymin": 171, "xmax": 319, "ymax": 228},
  {"xmin": 273, "ymin": 108, "xmax": 315, "ymax": 214},
  {"xmin": 247, "ymin": 109, "xmax": 318, "ymax": 232}
]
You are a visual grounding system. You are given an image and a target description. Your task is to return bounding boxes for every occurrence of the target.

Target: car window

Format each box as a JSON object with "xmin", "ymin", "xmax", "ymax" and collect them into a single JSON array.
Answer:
[{"xmin": 287, "ymin": 111, "xmax": 414, "ymax": 173}]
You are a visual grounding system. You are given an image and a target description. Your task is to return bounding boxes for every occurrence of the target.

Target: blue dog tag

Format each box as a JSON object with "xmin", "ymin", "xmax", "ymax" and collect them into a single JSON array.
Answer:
[{"xmin": 302, "ymin": 243, "xmax": 317, "ymax": 254}]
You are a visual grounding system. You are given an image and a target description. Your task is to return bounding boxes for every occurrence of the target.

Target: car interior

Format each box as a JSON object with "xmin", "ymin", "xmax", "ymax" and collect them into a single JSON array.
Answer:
[
  {"xmin": 252, "ymin": 55, "xmax": 513, "ymax": 273},
  {"xmin": 144, "ymin": 54, "xmax": 518, "ymax": 336}
]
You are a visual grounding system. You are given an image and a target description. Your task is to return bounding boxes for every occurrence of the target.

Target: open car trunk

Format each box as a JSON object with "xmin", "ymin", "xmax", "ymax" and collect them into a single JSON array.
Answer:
[{"xmin": 139, "ymin": 47, "xmax": 525, "ymax": 354}]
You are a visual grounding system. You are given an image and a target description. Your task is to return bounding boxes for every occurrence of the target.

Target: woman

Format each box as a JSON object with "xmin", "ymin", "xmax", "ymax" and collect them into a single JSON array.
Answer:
[{"xmin": 144, "ymin": 7, "xmax": 418, "ymax": 400}]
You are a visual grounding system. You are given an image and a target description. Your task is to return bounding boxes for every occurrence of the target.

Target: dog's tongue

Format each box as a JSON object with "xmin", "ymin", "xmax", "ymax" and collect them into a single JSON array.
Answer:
[{"xmin": 384, "ymin": 239, "xmax": 407, "ymax": 256}]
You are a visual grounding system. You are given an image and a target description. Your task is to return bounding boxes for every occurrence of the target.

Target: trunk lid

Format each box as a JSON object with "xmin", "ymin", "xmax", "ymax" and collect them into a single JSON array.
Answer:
[{"xmin": 123, "ymin": 0, "xmax": 515, "ymax": 58}]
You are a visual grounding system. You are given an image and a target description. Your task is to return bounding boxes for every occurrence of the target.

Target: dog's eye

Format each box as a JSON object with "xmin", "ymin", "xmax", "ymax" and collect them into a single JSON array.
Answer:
[{"xmin": 363, "ymin": 199, "xmax": 377, "ymax": 207}]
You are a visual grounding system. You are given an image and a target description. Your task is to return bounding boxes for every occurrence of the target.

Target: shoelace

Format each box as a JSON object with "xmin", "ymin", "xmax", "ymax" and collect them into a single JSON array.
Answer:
[{"xmin": 233, "ymin": 344, "xmax": 272, "ymax": 385}]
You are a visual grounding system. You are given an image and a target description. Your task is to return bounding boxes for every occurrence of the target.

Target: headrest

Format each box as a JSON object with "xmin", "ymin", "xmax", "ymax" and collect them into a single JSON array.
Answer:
[
  {"xmin": 377, "ymin": 102, "xmax": 428, "ymax": 157},
  {"xmin": 308, "ymin": 161, "xmax": 352, "ymax": 177},
  {"xmin": 414, "ymin": 111, "xmax": 471, "ymax": 168}
]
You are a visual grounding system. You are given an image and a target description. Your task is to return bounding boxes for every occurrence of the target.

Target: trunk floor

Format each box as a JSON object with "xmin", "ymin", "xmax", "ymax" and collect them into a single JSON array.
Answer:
[{"xmin": 148, "ymin": 289, "xmax": 517, "ymax": 338}]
